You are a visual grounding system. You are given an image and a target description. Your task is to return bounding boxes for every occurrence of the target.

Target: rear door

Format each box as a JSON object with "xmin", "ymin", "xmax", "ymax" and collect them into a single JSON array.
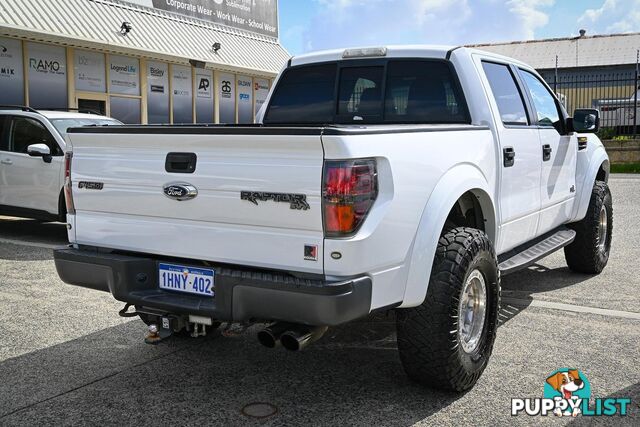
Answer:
[
  {"xmin": 0, "ymin": 115, "xmax": 63, "ymax": 215},
  {"xmin": 518, "ymin": 69, "xmax": 577, "ymax": 235},
  {"xmin": 479, "ymin": 60, "xmax": 542, "ymax": 253},
  {"xmin": 67, "ymin": 129, "xmax": 325, "ymax": 274}
]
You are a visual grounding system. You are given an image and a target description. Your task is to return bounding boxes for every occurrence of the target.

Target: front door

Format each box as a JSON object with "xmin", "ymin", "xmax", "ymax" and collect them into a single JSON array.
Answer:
[
  {"xmin": 479, "ymin": 60, "xmax": 542, "ymax": 254},
  {"xmin": 0, "ymin": 116, "xmax": 63, "ymax": 215},
  {"xmin": 518, "ymin": 70, "xmax": 577, "ymax": 235}
]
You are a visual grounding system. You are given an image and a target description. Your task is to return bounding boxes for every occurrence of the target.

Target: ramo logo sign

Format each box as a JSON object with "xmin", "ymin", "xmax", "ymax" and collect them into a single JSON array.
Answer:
[
  {"xmin": 511, "ymin": 369, "xmax": 631, "ymax": 417},
  {"xmin": 29, "ymin": 58, "xmax": 61, "ymax": 73}
]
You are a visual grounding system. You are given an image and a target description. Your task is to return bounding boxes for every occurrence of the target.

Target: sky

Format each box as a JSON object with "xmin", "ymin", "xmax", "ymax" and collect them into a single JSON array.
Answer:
[{"xmin": 279, "ymin": 0, "xmax": 640, "ymax": 55}]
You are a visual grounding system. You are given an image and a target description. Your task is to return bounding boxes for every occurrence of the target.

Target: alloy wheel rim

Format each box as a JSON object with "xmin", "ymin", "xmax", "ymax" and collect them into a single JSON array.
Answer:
[
  {"xmin": 458, "ymin": 269, "xmax": 487, "ymax": 354},
  {"xmin": 598, "ymin": 205, "xmax": 608, "ymax": 252}
]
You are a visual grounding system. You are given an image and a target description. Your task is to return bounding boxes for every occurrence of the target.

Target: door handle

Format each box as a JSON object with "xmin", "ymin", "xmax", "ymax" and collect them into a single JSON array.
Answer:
[
  {"xmin": 0, "ymin": 159, "xmax": 13, "ymax": 165},
  {"xmin": 542, "ymin": 144, "xmax": 552, "ymax": 161},
  {"xmin": 503, "ymin": 147, "xmax": 515, "ymax": 167}
]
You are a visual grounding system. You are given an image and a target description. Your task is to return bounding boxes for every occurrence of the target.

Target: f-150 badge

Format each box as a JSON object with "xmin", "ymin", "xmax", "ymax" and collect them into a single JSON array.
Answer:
[{"xmin": 241, "ymin": 191, "xmax": 310, "ymax": 210}]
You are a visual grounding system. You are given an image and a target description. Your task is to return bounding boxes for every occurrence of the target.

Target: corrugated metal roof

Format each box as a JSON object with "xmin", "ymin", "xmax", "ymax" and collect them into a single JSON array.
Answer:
[
  {"xmin": 0, "ymin": 0, "xmax": 289, "ymax": 76},
  {"xmin": 469, "ymin": 33, "xmax": 640, "ymax": 70}
]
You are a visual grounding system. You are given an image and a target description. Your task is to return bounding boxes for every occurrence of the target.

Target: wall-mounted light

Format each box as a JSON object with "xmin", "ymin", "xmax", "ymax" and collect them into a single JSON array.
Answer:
[
  {"xmin": 120, "ymin": 22, "xmax": 132, "ymax": 36},
  {"xmin": 189, "ymin": 59, "xmax": 206, "ymax": 69},
  {"xmin": 212, "ymin": 42, "xmax": 221, "ymax": 53}
]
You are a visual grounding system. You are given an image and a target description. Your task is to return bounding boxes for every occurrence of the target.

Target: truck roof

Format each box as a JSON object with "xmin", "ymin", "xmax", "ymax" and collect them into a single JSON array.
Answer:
[{"xmin": 290, "ymin": 45, "xmax": 535, "ymax": 71}]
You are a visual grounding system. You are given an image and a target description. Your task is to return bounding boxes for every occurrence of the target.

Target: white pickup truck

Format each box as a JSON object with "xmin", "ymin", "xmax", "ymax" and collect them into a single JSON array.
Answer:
[{"xmin": 54, "ymin": 46, "xmax": 612, "ymax": 392}]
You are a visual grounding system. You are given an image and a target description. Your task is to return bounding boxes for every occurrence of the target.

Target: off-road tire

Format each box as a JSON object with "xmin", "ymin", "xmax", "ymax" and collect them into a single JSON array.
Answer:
[
  {"xmin": 564, "ymin": 181, "xmax": 612, "ymax": 274},
  {"xmin": 396, "ymin": 227, "xmax": 500, "ymax": 392}
]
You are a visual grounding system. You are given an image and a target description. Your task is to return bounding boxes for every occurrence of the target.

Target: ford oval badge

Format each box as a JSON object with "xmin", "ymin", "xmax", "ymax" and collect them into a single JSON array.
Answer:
[{"xmin": 163, "ymin": 183, "xmax": 198, "ymax": 201}]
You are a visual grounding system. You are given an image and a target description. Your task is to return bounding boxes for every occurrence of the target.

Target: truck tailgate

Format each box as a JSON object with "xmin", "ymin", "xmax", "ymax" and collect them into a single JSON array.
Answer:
[{"xmin": 66, "ymin": 130, "xmax": 324, "ymax": 274}]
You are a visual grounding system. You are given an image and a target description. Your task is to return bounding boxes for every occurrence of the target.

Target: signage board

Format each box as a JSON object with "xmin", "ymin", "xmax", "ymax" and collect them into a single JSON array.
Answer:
[
  {"xmin": 75, "ymin": 50, "xmax": 106, "ymax": 92},
  {"xmin": 124, "ymin": 0, "xmax": 278, "ymax": 38},
  {"xmin": 0, "ymin": 37, "xmax": 24, "ymax": 104},
  {"xmin": 196, "ymin": 69, "xmax": 214, "ymax": 123},
  {"xmin": 254, "ymin": 78, "xmax": 269, "ymax": 118},
  {"xmin": 237, "ymin": 75, "xmax": 253, "ymax": 123},
  {"xmin": 172, "ymin": 64, "xmax": 193, "ymax": 123},
  {"xmin": 218, "ymin": 72, "xmax": 236, "ymax": 123},
  {"xmin": 109, "ymin": 55, "xmax": 140, "ymax": 96},
  {"xmin": 147, "ymin": 61, "xmax": 169, "ymax": 123},
  {"xmin": 27, "ymin": 42, "xmax": 67, "ymax": 108}
]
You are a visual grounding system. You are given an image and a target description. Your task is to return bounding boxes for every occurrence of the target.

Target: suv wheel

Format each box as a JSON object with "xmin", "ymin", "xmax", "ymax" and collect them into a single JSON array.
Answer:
[
  {"xmin": 396, "ymin": 227, "xmax": 500, "ymax": 392},
  {"xmin": 564, "ymin": 181, "xmax": 613, "ymax": 274}
]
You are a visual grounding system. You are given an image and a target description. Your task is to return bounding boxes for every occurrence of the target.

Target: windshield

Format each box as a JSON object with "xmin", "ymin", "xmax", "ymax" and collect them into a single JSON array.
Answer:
[
  {"xmin": 50, "ymin": 118, "xmax": 122, "ymax": 137},
  {"xmin": 264, "ymin": 59, "xmax": 470, "ymax": 125}
]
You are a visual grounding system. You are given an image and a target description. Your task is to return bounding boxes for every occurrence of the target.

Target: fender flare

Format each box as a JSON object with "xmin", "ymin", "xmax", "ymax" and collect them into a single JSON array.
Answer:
[
  {"xmin": 573, "ymin": 146, "xmax": 609, "ymax": 222},
  {"xmin": 400, "ymin": 164, "xmax": 496, "ymax": 308}
]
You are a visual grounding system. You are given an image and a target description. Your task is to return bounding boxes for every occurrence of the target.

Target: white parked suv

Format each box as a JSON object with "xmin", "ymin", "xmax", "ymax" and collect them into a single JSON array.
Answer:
[
  {"xmin": 0, "ymin": 106, "xmax": 121, "ymax": 221},
  {"xmin": 54, "ymin": 46, "xmax": 612, "ymax": 392}
]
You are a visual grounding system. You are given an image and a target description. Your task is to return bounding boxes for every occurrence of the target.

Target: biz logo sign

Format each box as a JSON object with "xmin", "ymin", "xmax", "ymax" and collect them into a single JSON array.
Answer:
[
  {"xmin": 221, "ymin": 80, "xmax": 232, "ymax": 99},
  {"xmin": 511, "ymin": 369, "xmax": 631, "ymax": 417}
]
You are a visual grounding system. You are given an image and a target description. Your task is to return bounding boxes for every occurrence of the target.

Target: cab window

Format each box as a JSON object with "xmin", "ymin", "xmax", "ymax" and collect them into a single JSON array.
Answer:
[
  {"xmin": 519, "ymin": 70, "xmax": 561, "ymax": 128},
  {"xmin": 482, "ymin": 62, "xmax": 529, "ymax": 126},
  {"xmin": 7, "ymin": 117, "xmax": 58, "ymax": 155}
]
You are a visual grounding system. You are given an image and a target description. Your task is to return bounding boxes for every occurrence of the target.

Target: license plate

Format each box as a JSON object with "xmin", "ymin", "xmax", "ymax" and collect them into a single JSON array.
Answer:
[{"xmin": 158, "ymin": 263, "xmax": 215, "ymax": 297}]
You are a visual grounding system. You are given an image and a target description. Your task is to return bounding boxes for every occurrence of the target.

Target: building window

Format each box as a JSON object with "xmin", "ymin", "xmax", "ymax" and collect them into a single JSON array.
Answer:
[
  {"xmin": 110, "ymin": 96, "xmax": 141, "ymax": 124},
  {"xmin": 27, "ymin": 42, "xmax": 67, "ymax": 109},
  {"xmin": 172, "ymin": 65, "xmax": 193, "ymax": 124}
]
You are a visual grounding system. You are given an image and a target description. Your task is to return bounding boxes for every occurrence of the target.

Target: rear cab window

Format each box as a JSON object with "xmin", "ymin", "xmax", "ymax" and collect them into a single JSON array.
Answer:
[{"xmin": 264, "ymin": 59, "xmax": 470, "ymax": 125}]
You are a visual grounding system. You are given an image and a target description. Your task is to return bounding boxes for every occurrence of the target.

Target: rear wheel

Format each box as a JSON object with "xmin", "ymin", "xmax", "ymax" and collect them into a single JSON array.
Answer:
[
  {"xmin": 396, "ymin": 227, "xmax": 500, "ymax": 392},
  {"xmin": 564, "ymin": 181, "xmax": 612, "ymax": 274}
]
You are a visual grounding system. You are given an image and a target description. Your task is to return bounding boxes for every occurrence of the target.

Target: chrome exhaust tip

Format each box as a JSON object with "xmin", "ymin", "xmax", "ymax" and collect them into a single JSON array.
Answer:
[
  {"xmin": 280, "ymin": 326, "xmax": 328, "ymax": 352},
  {"xmin": 257, "ymin": 322, "xmax": 294, "ymax": 349}
]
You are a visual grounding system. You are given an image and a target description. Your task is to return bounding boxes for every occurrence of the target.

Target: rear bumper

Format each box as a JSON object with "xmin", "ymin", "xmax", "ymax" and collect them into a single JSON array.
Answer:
[{"xmin": 53, "ymin": 248, "xmax": 372, "ymax": 326}]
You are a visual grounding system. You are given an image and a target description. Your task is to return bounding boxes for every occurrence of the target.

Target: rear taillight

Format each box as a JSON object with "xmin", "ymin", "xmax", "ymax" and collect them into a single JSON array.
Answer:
[
  {"xmin": 64, "ymin": 152, "xmax": 75, "ymax": 215},
  {"xmin": 323, "ymin": 159, "xmax": 378, "ymax": 237}
]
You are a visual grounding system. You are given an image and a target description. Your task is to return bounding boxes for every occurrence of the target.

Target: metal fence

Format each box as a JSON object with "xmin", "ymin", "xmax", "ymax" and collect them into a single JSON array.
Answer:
[{"xmin": 547, "ymin": 70, "xmax": 639, "ymax": 138}]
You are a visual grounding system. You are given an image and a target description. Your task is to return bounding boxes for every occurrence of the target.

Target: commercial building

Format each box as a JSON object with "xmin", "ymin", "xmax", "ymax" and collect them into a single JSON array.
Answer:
[
  {"xmin": 0, "ymin": 0, "xmax": 289, "ymax": 124},
  {"xmin": 470, "ymin": 31, "xmax": 640, "ymax": 116}
]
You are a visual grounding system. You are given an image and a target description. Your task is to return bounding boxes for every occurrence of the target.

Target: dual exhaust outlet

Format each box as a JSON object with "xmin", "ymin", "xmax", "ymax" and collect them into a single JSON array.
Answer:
[{"xmin": 257, "ymin": 322, "xmax": 328, "ymax": 352}]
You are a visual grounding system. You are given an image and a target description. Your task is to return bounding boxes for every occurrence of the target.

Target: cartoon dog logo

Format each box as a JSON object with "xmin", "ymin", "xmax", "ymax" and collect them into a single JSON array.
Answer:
[{"xmin": 546, "ymin": 369, "xmax": 585, "ymax": 417}]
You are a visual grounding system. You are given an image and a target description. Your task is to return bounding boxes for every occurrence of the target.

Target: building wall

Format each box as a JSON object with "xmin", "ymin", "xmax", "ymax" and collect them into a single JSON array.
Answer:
[{"xmin": 0, "ymin": 36, "xmax": 272, "ymax": 124}]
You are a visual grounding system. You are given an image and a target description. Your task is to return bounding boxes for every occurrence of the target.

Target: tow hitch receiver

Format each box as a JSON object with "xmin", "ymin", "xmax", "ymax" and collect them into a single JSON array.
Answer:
[{"xmin": 145, "ymin": 323, "xmax": 173, "ymax": 344}]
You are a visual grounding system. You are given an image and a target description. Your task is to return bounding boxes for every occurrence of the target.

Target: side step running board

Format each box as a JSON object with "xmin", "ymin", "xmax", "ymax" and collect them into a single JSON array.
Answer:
[{"xmin": 498, "ymin": 228, "xmax": 576, "ymax": 276}]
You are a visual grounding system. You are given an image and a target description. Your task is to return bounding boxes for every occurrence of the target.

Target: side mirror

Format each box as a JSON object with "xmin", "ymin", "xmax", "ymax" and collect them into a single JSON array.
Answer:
[
  {"xmin": 572, "ymin": 108, "xmax": 599, "ymax": 133},
  {"xmin": 27, "ymin": 143, "xmax": 52, "ymax": 163}
]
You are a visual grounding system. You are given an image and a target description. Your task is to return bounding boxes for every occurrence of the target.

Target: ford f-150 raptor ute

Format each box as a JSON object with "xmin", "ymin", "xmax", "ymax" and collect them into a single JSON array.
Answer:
[{"xmin": 54, "ymin": 46, "xmax": 612, "ymax": 392}]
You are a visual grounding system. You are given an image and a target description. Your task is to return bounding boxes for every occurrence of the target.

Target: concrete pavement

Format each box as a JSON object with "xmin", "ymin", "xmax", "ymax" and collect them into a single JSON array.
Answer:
[{"xmin": 0, "ymin": 175, "xmax": 638, "ymax": 426}]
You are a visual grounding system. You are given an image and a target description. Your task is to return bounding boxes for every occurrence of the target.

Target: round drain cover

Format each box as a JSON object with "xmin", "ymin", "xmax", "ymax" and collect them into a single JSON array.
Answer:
[{"xmin": 241, "ymin": 402, "xmax": 278, "ymax": 419}]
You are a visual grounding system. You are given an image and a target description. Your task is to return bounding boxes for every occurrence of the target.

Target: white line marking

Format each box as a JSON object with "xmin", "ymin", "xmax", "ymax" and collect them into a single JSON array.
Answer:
[
  {"xmin": 0, "ymin": 238, "xmax": 61, "ymax": 250},
  {"xmin": 502, "ymin": 297, "xmax": 640, "ymax": 320}
]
